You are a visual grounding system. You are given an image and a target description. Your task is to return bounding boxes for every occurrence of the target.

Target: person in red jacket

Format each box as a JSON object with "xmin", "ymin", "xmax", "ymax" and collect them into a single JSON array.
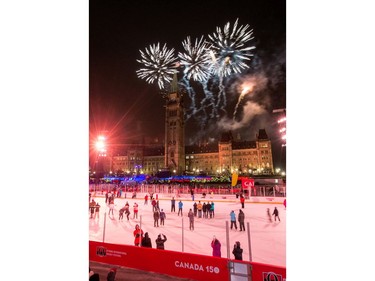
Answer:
[
  {"xmin": 133, "ymin": 224, "xmax": 144, "ymax": 246},
  {"xmin": 240, "ymin": 195, "xmax": 245, "ymax": 208}
]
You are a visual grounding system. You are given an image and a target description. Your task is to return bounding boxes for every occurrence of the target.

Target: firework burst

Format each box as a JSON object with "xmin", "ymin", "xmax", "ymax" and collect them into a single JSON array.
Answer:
[
  {"xmin": 178, "ymin": 36, "xmax": 212, "ymax": 82},
  {"xmin": 208, "ymin": 18, "xmax": 255, "ymax": 77},
  {"xmin": 136, "ymin": 43, "xmax": 178, "ymax": 89}
]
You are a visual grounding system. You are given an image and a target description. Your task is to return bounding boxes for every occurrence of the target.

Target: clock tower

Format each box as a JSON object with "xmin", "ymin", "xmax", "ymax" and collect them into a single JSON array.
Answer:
[{"xmin": 164, "ymin": 73, "xmax": 185, "ymax": 174}]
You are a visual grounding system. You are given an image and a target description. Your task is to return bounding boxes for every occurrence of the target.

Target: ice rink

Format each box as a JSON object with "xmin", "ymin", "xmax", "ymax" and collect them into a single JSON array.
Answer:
[{"xmin": 89, "ymin": 193, "xmax": 286, "ymax": 267}]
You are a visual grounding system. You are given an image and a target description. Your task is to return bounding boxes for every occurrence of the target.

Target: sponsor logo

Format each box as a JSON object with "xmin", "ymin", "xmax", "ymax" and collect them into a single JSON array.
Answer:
[
  {"xmin": 262, "ymin": 271, "xmax": 285, "ymax": 281},
  {"xmin": 175, "ymin": 261, "xmax": 220, "ymax": 274},
  {"xmin": 96, "ymin": 246, "xmax": 106, "ymax": 257}
]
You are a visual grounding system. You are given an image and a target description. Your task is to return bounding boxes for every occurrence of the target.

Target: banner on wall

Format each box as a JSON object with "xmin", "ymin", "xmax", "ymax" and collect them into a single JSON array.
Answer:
[
  {"xmin": 241, "ymin": 178, "xmax": 254, "ymax": 190},
  {"xmin": 89, "ymin": 241, "xmax": 286, "ymax": 281}
]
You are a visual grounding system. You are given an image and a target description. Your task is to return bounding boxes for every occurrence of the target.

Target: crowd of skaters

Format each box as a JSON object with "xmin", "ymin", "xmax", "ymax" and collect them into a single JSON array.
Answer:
[{"xmin": 89, "ymin": 188, "xmax": 283, "ymax": 258}]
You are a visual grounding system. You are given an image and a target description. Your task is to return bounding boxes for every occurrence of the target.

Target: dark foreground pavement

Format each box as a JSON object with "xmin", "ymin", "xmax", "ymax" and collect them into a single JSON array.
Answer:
[{"xmin": 89, "ymin": 261, "xmax": 196, "ymax": 281}]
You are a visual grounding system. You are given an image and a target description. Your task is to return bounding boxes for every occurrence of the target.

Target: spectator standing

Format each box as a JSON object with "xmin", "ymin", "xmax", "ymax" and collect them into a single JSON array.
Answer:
[
  {"xmin": 133, "ymin": 224, "xmax": 144, "ymax": 246},
  {"xmin": 232, "ymin": 241, "xmax": 243, "ymax": 260},
  {"xmin": 155, "ymin": 234, "xmax": 167, "ymax": 249},
  {"xmin": 188, "ymin": 208, "xmax": 195, "ymax": 230},
  {"xmin": 230, "ymin": 210, "xmax": 238, "ymax": 230},
  {"xmin": 178, "ymin": 200, "xmax": 183, "ymax": 216},
  {"xmin": 211, "ymin": 236, "xmax": 221, "ymax": 257},
  {"xmin": 171, "ymin": 197, "xmax": 176, "ymax": 212},
  {"xmin": 159, "ymin": 209, "xmax": 166, "ymax": 226},
  {"xmin": 272, "ymin": 207, "xmax": 281, "ymax": 221},
  {"xmin": 107, "ymin": 267, "xmax": 117, "ymax": 281},
  {"xmin": 238, "ymin": 209, "xmax": 245, "ymax": 231},
  {"xmin": 141, "ymin": 232, "xmax": 152, "ymax": 248}
]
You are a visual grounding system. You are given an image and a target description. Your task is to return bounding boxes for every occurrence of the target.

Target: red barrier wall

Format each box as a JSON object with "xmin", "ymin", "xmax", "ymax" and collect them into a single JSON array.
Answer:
[{"xmin": 89, "ymin": 241, "xmax": 286, "ymax": 281}]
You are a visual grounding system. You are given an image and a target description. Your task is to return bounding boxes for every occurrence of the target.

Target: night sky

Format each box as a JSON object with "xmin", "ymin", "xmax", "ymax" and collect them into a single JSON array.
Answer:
[{"xmin": 89, "ymin": 0, "xmax": 286, "ymax": 169}]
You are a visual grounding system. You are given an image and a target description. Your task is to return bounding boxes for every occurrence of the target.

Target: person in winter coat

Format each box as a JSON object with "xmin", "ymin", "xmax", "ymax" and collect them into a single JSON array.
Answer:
[
  {"xmin": 133, "ymin": 202, "xmax": 139, "ymax": 219},
  {"xmin": 210, "ymin": 202, "xmax": 215, "ymax": 218},
  {"xmin": 240, "ymin": 195, "xmax": 245, "ymax": 208},
  {"xmin": 107, "ymin": 267, "xmax": 117, "ymax": 281},
  {"xmin": 188, "ymin": 208, "xmax": 194, "ymax": 230},
  {"xmin": 267, "ymin": 208, "xmax": 272, "ymax": 222},
  {"xmin": 153, "ymin": 209, "xmax": 160, "ymax": 227},
  {"xmin": 211, "ymin": 236, "xmax": 221, "ymax": 257},
  {"xmin": 171, "ymin": 197, "xmax": 176, "ymax": 212},
  {"xmin": 272, "ymin": 207, "xmax": 281, "ymax": 221},
  {"xmin": 118, "ymin": 207, "xmax": 125, "ymax": 221},
  {"xmin": 238, "ymin": 209, "xmax": 245, "ymax": 231},
  {"xmin": 94, "ymin": 202, "xmax": 100, "ymax": 219},
  {"xmin": 159, "ymin": 209, "xmax": 166, "ymax": 226},
  {"xmin": 133, "ymin": 224, "xmax": 144, "ymax": 246},
  {"xmin": 178, "ymin": 200, "xmax": 183, "ymax": 216},
  {"xmin": 232, "ymin": 241, "xmax": 243, "ymax": 260},
  {"xmin": 141, "ymin": 232, "xmax": 152, "ymax": 248},
  {"xmin": 155, "ymin": 233, "xmax": 167, "ymax": 249},
  {"xmin": 197, "ymin": 201, "xmax": 203, "ymax": 218},
  {"xmin": 230, "ymin": 210, "xmax": 238, "ymax": 230}
]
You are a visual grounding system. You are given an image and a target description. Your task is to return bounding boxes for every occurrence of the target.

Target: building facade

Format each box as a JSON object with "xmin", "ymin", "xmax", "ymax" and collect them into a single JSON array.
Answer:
[{"xmin": 95, "ymin": 79, "xmax": 274, "ymax": 176}]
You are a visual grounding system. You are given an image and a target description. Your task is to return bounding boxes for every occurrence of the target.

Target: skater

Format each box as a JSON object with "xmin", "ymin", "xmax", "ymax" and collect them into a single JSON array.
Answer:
[
  {"xmin": 155, "ymin": 233, "xmax": 167, "ymax": 250},
  {"xmin": 159, "ymin": 209, "xmax": 166, "ymax": 226},
  {"xmin": 141, "ymin": 232, "xmax": 152, "ymax": 248},
  {"xmin": 230, "ymin": 210, "xmax": 238, "ymax": 230},
  {"xmin": 240, "ymin": 195, "xmax": 245, "ymax": 208},
  {"xmin": 108, "ymin": 197, "xmax": 115, "ymax": 216},
  {"xmin": 238, "ymin": 209, "xmax": 245, "ymax": 231},
  {"xmin": 124, "ymin": 202, "xmax": 130, "ymax": 220},
  {"xmin": 151, "ymin": 198, "xmax": 157, "ymax": 211},
  {"xmin": 178, "ymin": 200, "xmax": 183, "ymax": 216},
  {"xmin": 144, "ymin": 194, "xmax": 149, "ymax": 205},
  {"xmin": 267, "ymin": 208, "xmax": 272, "ymax": 222},
  {"xmin": 171, "ymin": 197, "xmax": 176, "ymax": 212},
  {"xmin": 283, "ymin": 199, "xmax": 286, "ymax": 209},
  {"xmin": 89, "ymin": 199, "xmax": 96, "ymax": 218},
  {"xmin": 210, "ymin": 201, "xmax": 215, "ymax": 218},
  {"xmin": 232, "ymin": 241, "xmax": 243, "ymax": 260},
  {"xmin": 188, "ymin": 208, "xmax": 194, "ymax": 230},
  {"xmin": 197, "ymin": 201, "xmax": 203, "ymax": 218},
  {"xmin": 94, "ymin": 202, "xmax": 100, "ymax": 219},
  {"xmin": 118, "ymin": 206, "xmax": 125, "ymax": 221},
  {"xmin": 153, "ymin": 208, "xmax": 160, "ymax": 227},
  {"xmin": 133, "ymin": 202, "xmax": 138, "ymax": 219},
  {"xmin": 193, "ymin": 201, "xmax": 197, "ymax": 216},
  {"xmin": 133, "ymin": 224, "xmax": 144, "ymax": 246},
  {"xmin": 211, "ymin": 236, "xmax": 221, "ymax": 257},
  {"xmin": 190, "ymin": 189, "xmax": 195, "ymax": 201},
  {"xmin": 206, "ymin": 202, "xmax": 211, "ymax": 218},
  {"xmin": 272, "ymin": 207, "xmax": 281, "ymax": 221}
]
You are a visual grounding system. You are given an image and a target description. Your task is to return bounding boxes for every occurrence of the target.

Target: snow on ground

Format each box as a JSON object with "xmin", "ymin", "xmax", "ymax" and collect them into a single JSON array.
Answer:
[{"xmin": 89, "ymin": 193, "xmax": 286, "ymax": 267}]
